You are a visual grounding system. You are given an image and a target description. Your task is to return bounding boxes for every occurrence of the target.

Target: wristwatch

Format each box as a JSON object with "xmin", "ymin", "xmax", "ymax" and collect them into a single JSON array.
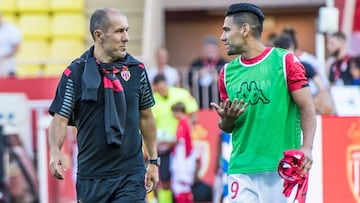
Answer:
[{"xmin": 148, "ymin": 157, "xmax": 161, "ymax": 166}]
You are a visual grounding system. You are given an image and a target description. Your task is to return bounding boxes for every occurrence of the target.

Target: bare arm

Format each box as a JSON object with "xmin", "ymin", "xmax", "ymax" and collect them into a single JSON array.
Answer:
[
  {"xmin": 140, "ymin": 108, "xmax": 158, "ymax": 159},
  {"xmin": 48, "ymin": 113, "xmax": 69, "ymax": 180},
  {"xmin": 312, "ymin": 75, "xmax": 334, "ymax": 114},
  {"xmin": 291, "ymin": 87, "xmax": 317, "ymax": 173},
  {"xmin": 139, "ymin": 108, "xmax": 159, "ymax": 192}
]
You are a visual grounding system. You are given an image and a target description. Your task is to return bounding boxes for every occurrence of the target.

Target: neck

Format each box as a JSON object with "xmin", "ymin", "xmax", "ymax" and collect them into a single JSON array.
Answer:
[
  {"xmin": 241, "ymin": 41, "xmax": 267, "ymax": 60},
  {"xmin": 94, "ymin": 45, "xmax": 116, "ymax": 63},
  {"xmin": 337, "ymin": 48, "xmax": 347, "ymax": 60}
]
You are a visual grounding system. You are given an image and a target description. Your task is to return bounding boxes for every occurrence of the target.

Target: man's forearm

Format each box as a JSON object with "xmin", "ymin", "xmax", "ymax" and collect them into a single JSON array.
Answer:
[
  {"xmin": 300, "ymin": 107, "xmax": 316, "ymax": 149},
  {"xmin": 140, "ymin": 110, "xmax": 158, "ymax": 159},
  {"xmin": 48, "ymin": 114, "xmax": 68, "ymax": 153}
]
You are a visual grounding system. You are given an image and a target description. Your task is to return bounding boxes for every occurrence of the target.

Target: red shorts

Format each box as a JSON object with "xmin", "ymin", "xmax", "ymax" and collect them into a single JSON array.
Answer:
[{"xmin": 174, "ymin": 192, "xmax": 193, "ymax": 203}]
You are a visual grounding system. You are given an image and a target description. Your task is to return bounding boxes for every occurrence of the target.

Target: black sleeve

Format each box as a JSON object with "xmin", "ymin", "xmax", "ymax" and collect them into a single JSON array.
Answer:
[
  {"xmin": 48, "ymin": 64, "xmax": 80, "ymax": 126},
  {"xmin": 139, "ymin": 70, "xmax": 155, "ymax": 110},
  {"xmin": 301, "ymin": 61, "xmax": 317, "ymax": 79}
]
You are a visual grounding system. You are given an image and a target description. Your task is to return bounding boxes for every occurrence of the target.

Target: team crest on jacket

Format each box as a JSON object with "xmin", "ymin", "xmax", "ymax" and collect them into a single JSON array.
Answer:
[{"xmin": 121, "ymin": 65, "xmax": 130, "ymax": 81}]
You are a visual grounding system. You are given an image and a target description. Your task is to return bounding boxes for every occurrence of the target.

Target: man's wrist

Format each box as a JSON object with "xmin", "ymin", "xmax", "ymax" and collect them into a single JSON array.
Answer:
[{"xmin": 148, "ymin": 157, "xmax": 161, "ymax": 166}]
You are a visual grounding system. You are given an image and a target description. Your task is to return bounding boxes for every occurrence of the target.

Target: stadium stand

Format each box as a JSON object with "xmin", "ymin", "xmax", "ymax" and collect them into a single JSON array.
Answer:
[
  {"xmin": 17, "ymin": 0, "xmax": 50, "ymax": 13},
  {"xmin": 0, "ymin": 0, "xmax": 17, "ymax": 13},
  {"xmin": 44, "ymin": 39, "xmax": 86, "ymax": 76},
  {"xmin": 50, "ymin": 0, "xmax": 85, "ymax": 12},
  {"xmin": 51, "ymin": 13, "xmax": 86, "ymax": 39},
  {"xmin": 18, "ymin": 14, "xmax": 51, "ymax": 40},
  {"xmin": 16, "ymin": 40, "xmax": 50, "ymax": 77},
  {"xmin": 0, "ymin": 0, "xmax": 87, "ymax": 77}
]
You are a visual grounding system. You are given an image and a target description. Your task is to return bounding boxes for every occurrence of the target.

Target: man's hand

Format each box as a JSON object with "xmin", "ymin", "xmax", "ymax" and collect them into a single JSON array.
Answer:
[
  {"xmin": 49, "ymin": 150, "xmax": 67, "ymax": 180},
  {"xmin": 299, "ymin": 147, "xmax": 313, "ymax": 176},
  {"xmin": 210, "ymin": 98, "xmax": 248, "ymax": 118},
  {"xmin": 145, "ymin": 164, "xmax": 159, "ymax": 193},
  {"xmin": 210, "ymin": 98, "xmax": 248, "ymax": 132}
]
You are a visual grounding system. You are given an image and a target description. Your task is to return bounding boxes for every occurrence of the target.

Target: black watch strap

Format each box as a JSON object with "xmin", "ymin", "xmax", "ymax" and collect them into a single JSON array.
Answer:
[{"xmin": 148, "ymin": 157, "xmax": 161, "ymax": 166}]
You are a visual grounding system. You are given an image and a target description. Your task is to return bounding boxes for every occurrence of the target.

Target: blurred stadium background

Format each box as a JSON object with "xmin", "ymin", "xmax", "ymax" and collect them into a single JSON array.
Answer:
[
  {"xmin": 1, "ymin": 0, "xmax": 353, "ymax": 77},
  {"xmin": 0, "ymin": 0, "xmax": 360, "ymax": 203}
]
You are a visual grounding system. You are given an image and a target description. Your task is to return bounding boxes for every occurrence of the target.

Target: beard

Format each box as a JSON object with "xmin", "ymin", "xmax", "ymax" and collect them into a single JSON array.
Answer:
[
  {"xmin": 330, "ymin": 48, "xmax": 340, "ymax": 58},
  {"xmin": 226, "ymin": 45, "xmax": 242, "ymax": 56}
]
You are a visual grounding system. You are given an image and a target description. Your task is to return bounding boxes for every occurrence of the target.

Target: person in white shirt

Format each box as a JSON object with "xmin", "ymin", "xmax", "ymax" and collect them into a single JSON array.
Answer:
[
  {"xmin": 148, "ymin": 47, "xmax": 180, "ymax": 86},
  {"xmin": 0, "ymin": 13, "xmax": 22, "ymax": 77}
]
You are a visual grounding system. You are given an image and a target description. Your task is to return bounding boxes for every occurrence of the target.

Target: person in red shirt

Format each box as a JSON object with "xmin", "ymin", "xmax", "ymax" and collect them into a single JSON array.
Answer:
[{"xmin": 170, "ymin": 102, "xmax": 197, "ymax": 203}]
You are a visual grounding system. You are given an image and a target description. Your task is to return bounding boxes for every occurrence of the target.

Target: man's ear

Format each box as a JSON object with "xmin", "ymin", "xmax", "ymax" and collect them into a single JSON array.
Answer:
[
  {"xmin": 242, "ymin": 23, "xmax": 251, "ymax": 38},
  {"xmin": 94, "ymin": 29, "xmax": 103, "ymax": 43}
]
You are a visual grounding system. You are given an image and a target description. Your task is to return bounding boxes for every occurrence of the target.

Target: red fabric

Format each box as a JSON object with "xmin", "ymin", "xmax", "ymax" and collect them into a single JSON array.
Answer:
[
  {"xmin": 103, "ymin": 77, "xmax": 123, "ymax": 91},
  {"xmin": 176, "ymin": 117, "xmax": 193, "ymax": 157},
  {"xmin": 353, "ymin": 0, "xmax": 360, "ymax": 31},
  {"xmin": 218, "ymin": 48, "xmax": 308, "ymax": 102},
  {"xmin": 240, "ymin": 47, "xmax": 272, "ymax": 64},
  {"xmin": 284, "ymin": 53, "xmax": 308, "ymax": 92},
  {"xmin": 218, "ymin": 67, "xmax": 228, "ymax": 102},
  {"xmin": 174, "ymin": 192, "xmax": 193, "ymax": 203},
  {"xmin": 278, "ymin": 149, "xmax": 309, "ymax": 203},
  {"xmin": 335, "ymin": 0, "xmax": 360, "ymax": 32},
  {"xmin": 63, "ymin": 67, "xmax": 71, "ymax": 77},
  {"xmin": 201, "ymin": 57, "xmax": 220, "ymax": 70}
]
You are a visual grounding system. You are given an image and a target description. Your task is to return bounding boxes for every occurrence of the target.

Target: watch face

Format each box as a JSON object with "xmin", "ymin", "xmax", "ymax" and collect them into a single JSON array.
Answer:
[
  {"xmin": 150, "ymin": 158, "xmax": 161, "ymax": 166},
  {"xmin": 157, "ymin": 157, "xmax": 161, "ymax": 165}
]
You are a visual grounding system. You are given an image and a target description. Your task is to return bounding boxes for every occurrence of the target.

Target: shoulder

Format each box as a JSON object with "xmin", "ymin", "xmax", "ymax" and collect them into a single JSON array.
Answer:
[
  {"xmin": 271, "ymin": 47, "xmax": 290, "ymax": 57},
  {"xmin": 125, "ymin": 54, "xmax": 145, "ymax": 70},
  {"xmin": 61, "ymin": 58, "xmax": 86, "ymax": 79},
  {"xmin": 68, "ymin": 58, "xmax": 85, "ymax": 70}
]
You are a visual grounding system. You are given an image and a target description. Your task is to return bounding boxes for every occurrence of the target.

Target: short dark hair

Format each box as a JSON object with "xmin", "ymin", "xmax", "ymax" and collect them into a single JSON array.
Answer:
[
  {"xmin": 152, "ymin": 74, "xmax": 167, "ymax": 84},
  {"xmin": 282, "ymin": 27, "xmax": 298, "ymax": 49},
  {"xmin": 273, "ymin": 33, "xmax": 293, "ymax": 50},
  {"xmin": 171, "ymin": 102, "xmax": 186, "ymax": 113},
  {"xmin": 331, "ymin": 31, "xmax": 347, "ymax": 41},
  {"xmin": 225, "ymin": 3, "xmax": 264, "ymax": 38},
  {"xmin": 89, "ymin": 8, "xmax": 112, "ymax": 40}
]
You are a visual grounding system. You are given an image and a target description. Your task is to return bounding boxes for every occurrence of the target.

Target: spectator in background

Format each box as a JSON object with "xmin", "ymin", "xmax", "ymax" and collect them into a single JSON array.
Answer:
[
  {"xmin": 349, "ymin": 55, "xmax": 360, "ymax": 85},
  {"xmin": 282, "ymin": 27, "xmax": 330, "ymax": 87},
  {"xmin": 326, "ymin": 31, "xmax": 354, "ymax": 85},
  {"xmin": 265, "ymin": 32, "xmax": 278, "ymax": 46},
  {"xmin": 0, "ymin": 12, "xmax": 22, "ymax": 77},
  {"xmin": 273, "ymin": 33, "xmax": 334, "ymax": 114},
  {"xmin": 170, "ymin": 102, "xmax": 197, "ymax": 203},
  {"xmin": 188, "ymin": 36, "xmax": 227, "ymax": 109},
  {"xmin": 148, "ymin": 47, "xmax": 180, "ymax": 86},
  {"xmin": 151, "ymin": 74, "xmax": 198, "ymax": 203}
]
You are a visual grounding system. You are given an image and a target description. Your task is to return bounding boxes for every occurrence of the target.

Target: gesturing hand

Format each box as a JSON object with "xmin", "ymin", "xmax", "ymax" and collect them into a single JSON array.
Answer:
[{"xmin": 210, "ymin": 98, "xmax": 248, "ymax": 119}]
